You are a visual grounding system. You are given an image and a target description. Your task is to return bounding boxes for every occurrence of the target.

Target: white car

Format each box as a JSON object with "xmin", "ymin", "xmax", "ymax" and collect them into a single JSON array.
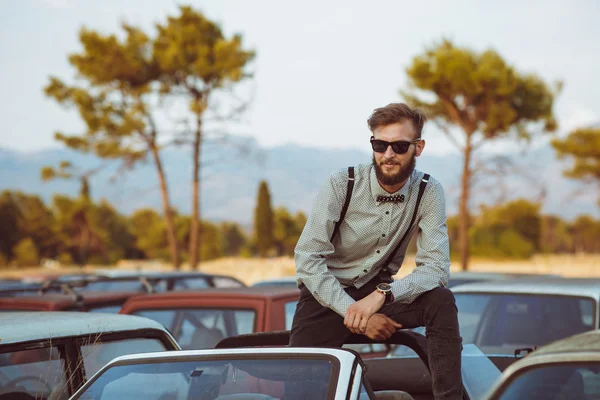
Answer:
[
  {"xmin": 69, "ymin": 330, "xmax": 502, "ymax": 400},
  {"xmin": 0, "ymin": 312, "xmax": 180, "ymax": 399},
  {"xmin": 484, "ymin": 329, "xmax": 600, "ymax": 399},
  {"xmin": 452, "ymin": 278, "xmax": 598, "ymax": 356}
]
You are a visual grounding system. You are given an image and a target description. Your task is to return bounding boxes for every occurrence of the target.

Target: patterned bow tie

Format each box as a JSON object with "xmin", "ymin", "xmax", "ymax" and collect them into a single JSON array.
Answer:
[{"xmin": 376, "ymin": 194, "xmax": 405, "ymax": 203}]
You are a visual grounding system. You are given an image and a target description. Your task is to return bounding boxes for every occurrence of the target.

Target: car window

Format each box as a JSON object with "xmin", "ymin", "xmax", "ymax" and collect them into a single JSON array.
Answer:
[
  {"xmin": 211, "ymin": 277, "xmax": 245, "ymax": 288},
  {"xmin": 74, "ymin": 358, "xmax": 334, "ymax": 400},
  {"xmin": 498, "ymin": 363, "xmax": 600, "ymax": 400},
  {"xmin": 172, "ymin": 278, "xmax": 210, "ymax": 290},
  {"xmin": 80, "ymin": 338, "xmax": 167, "ymax": 378},
  {"xmin": 455, "ymin": 293, "xmax": 596, "ymax": 354},
  {"xmin": 0, "ymin": 346, "xmax": 68, "ymax": 400},
  {"xmin": 579, "ymin": 299, "xmax": 594, "ymax": 327},
  {"xmin": 285, "ymin": 301, "xmax": 297, "ymax": 330},
  {"xmin": 83, "ymin": 280, "xmax": 144, "ymax": 292},
  {"xmin": 134, "ymin": 308, "xmax": 255, "ymax": 350},
  {"xmin": 455, "ymin": 294, "xmax": 491, "ymax": 343}
]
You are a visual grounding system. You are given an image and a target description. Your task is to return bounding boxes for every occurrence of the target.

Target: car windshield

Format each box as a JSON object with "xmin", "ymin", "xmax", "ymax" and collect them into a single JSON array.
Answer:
[
  {"xmin": 80, "ymin": 338, "xmax": 167, "ymax": 378},
  {"xmin": 497, "ymin": 363, "xmax": 600, "ymax": 400},
  {"xmin": 0, "ymin": 346, "xmax": 69, "ymax": 400},
  {"xmin": 81, "ymin": 280, "xmax": 146, "ymax": 292},
  {"xmin": 455, "ymin": 293, "xmax": 596, "ymax": 354},
  {"xmin": 133, "ymin": 308, "xmax": 255, "ymax": 349},
  {"xmin": 73, "ymin": 357, "xmax": 336, "ymax": 400},
  {"xmin": 461, "ymin": 344, "xmax": 503, "ymax": 399},
  {"xmin": 387, "ymin": 342, "xmax": 502, "ymax": 398}
]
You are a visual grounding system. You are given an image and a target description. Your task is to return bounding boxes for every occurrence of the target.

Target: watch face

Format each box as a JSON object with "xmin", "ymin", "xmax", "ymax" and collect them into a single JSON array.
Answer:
[{"xmin": 377, "ymin": 283, "xmax": 392, "ymax": 291}]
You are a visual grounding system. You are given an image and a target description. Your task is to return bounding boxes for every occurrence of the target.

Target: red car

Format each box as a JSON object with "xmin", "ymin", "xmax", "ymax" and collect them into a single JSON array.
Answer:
[
  {"xmin": 120, "ymin": 287, "xmax": 301, "ymax": 349},
  {"xmin": 0, "ymin": 291, "xmax": 137, "ymax": 313}
]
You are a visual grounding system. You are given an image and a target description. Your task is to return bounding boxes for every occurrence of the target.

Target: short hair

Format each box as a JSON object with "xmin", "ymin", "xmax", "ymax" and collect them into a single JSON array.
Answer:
[{"xmin": 367, "ymin": 103, "xmax": 427, "ymax": 138}]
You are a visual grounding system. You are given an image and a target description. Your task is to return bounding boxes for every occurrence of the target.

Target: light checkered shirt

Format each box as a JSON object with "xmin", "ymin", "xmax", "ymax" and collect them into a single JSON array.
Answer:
[{"xmin": 295, "ymin": 163, "xmax": 450, "ymax": 317}]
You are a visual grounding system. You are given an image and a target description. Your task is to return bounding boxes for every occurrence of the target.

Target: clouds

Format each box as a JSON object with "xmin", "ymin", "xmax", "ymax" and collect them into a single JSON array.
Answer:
[
  {"xmin": 2, "ymin": 0, "xmax": 600, "ymax": 154},
  {"xmin": 39, "ymin": 0, "xmax": 73, "ymax": 9},
  {"xmin": 560, "ymin": 108, "xmax": 599, "ymax": 134}
]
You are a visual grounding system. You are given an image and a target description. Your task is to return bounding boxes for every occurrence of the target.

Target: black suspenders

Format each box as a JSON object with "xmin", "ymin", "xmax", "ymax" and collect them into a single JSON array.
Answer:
[
  {"xmin": 330, "ymin": 166, "xmax": 355, "ymax": 242},
  {"xmin": 330, "ymin": 167, "xmax": 430, "ymax": 274}
]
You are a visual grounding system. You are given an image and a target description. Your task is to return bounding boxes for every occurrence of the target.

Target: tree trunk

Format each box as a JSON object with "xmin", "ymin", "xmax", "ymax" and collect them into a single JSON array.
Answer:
[
  {"xmin": 150, "ymin": 144, "xmax": 180, "ymax": 269},
  {"xmin": 189, "ymin": 117, "xmax": 202, "ymax": 270},
  {"xmin": 459, "ymin": 136, "xmax": 473, "ymax": 271}
]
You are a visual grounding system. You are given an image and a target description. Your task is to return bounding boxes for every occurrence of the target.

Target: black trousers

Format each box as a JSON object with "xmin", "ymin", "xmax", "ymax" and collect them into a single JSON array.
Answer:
[{"xmin": 289, "ymin": 277, "xmax": 463, "ymax": 400}]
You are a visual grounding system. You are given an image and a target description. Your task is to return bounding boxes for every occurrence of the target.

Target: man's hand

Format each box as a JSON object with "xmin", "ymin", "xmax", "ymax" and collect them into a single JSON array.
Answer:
[
  {"xmin": 344, "ymin": 290, "xmax": 386, "ymax": 334},
  {"xmin": 364, "ymin": 313, "xmax": 403, "ymax": 341}
]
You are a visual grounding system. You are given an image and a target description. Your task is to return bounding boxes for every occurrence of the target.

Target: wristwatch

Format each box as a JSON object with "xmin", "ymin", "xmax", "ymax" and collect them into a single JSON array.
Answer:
[{"xmin": 376, "ymin": 283, "xmax": 394, "ymax": 304}]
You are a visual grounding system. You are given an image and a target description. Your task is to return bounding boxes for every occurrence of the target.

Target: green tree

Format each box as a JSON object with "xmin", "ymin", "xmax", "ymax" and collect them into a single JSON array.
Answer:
[
  {"xmin": 402, "ymin": 39, "xmax": 558, "ymax": 269},
  {"xmin": 470, "ymin": 199, "xmax": 542, "ymax": 259},
  {"xmin": 12, "ymin": 237, "xmax": 39, "ymax": 267},
  {"xmin": 92, "ymin": 200, "xmax": 136, "ymax": 262},
  {"xmin": 570, "ymin": 216, "xmax": 600, "ymax": 253},
  {"xmin": 221, "ymin": 222, "xmax": 247, "ymax": 256},
  {"xmin": 0, "ymin": 191, "xmax": 25, "ymax": 262},
  {"xmin": 45, "ymin": 20, "xmax": 178, "ymax": 267},
  {"xmin": 129, "ymin": 208, "xmax": 170, "ymax": 260},
  {"xmin": 540, "ymin": 215, "xmax": 573, "ymax": 254},
  {"xmin": 479, "ymin": 199, "xmax": 542, "ymax": 251},
  {"xmin": 51, "ymin": 194, "xmax": 106, "ymax": 266},
  {"xmin": 552, "ymin": 128, "xmax": 600, "ymax": 205},
  {"xmin": 154, "ymin": 6, "xmax": 254, "ymax": 269},
  {"xmin": 0, "ymin": 191, "xmax": 58, "ymax": 264},
  {"xmin": 12, "ymin": 192, "xmax": 58, "ymax": 260},
  {"xmin": 273, "ymin": 207, "xmax": 306, "ymax": 256},
  {"xmin": 254, "ymin": 180, "xmax": 274, "ymax": 257},
  {"xmin": 45, "ymin": 7, "xmax": 254, "ymax": 270}
]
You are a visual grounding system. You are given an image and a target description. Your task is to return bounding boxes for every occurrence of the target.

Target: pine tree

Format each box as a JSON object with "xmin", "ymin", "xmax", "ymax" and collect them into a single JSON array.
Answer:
[{"xmin": 254, "ymin": 181, "xmax": 273, "ymax": 257}]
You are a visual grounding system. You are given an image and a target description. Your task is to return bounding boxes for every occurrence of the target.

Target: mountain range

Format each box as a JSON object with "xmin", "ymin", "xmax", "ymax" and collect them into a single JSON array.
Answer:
[{"xmin": 0, "ymin": 138, "xmax": 597, "ymax": 225}]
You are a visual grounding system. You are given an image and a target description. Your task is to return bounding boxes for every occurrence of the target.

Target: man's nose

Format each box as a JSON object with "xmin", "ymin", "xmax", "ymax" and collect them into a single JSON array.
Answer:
[{"xmin": 383, "ymin": 145, "xmax": 396, "ymax": 158}]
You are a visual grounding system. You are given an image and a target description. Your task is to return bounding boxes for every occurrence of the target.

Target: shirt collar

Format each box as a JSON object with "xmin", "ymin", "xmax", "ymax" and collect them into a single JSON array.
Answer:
[{"xmin": 369, "ymin": 165, "xmax": 413, "ymax": 204}]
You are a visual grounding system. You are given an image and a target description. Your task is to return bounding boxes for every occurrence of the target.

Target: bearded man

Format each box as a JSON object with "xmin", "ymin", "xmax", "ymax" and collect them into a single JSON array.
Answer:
[{"xmin": 290, "ymin": 103, "xmax": 463, "ymax": 399}]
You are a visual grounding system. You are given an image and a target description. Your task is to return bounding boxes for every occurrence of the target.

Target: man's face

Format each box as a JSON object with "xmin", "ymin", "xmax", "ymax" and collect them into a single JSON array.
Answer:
[{"xmin": 372, "ymin": 121, "xmax": 425, "ymax": 186}]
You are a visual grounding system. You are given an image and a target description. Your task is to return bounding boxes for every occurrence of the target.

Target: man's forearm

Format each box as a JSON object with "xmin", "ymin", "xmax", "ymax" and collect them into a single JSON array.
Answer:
[
  {"xmin": 390, "ymin": 263, "xmax": 449, "ymax": 303},
  {"xmin": 296, "ymin": 255, "xmax": 356, "ymax": 316}
]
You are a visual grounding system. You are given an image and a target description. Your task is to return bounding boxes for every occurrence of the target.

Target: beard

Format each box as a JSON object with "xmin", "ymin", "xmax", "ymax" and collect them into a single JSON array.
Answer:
[{"xmin": 372, "ymin": 152, "xmax": 416, "ymax": 186}]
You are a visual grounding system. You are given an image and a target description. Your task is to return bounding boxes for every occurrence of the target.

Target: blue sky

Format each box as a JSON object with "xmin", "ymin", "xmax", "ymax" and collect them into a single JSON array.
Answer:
[{"xmin": 1, "ymin": 0, "xmax": 599, "ymax": 155}]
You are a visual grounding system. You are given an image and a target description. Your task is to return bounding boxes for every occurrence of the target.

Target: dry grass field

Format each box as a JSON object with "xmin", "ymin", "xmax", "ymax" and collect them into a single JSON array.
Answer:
[{"xmin": 1, "ymin": 254, "xmax": 599, "ymax": 285}]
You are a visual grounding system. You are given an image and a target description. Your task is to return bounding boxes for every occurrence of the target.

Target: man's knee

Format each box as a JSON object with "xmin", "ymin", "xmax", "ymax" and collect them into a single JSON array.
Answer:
[{"xmin": 422, "ymin": 287, "xmax": 456, "ymax": 307}]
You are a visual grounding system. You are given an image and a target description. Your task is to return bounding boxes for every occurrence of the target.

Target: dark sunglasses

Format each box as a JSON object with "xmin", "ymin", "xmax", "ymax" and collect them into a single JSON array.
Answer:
[{"xmin": 370, "ymin": 136, "xmax": 422, "ymax": 154}]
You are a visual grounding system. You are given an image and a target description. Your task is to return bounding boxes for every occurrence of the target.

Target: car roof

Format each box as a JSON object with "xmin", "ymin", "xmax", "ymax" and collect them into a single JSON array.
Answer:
[
  {"xmin": 0, "ymin": 311, "xmax": 168, "ymax": 345},
  {"xmin": 0, "ymin": 291, "xmax": 137, "ymax": 309},
  {"xmin": 531, "ymin": 330, "xmax": 600, "ymax": 356},
  {"xmin": 450, "ymin": 271, "xmax": 559, "ymax": 280},
  {"xmin": 98, "ymin": 346, "xmax": 356, "ymax": 365},
  {"xmin": 125, "ymin": 286, "xmax": 300, "ymax": 303},
  {"xmin": 451, "ymin": 277, "xmax": 600, "ymax": 300},
  {"xmin": 252, "ymin": 277, "xmax": 297, "ymax": 285}
]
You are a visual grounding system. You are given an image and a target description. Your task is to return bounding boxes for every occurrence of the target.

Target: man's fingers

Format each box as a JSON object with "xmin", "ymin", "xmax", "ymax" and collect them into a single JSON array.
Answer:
[
  {"xmin": 382, "ymin": 325, "xmax": 395, "ymax": 338},
  {"xmin": 352, "ymin": 314, "xmax": 363, "ymax": 331},
  {"xmin": 387, "ymin": 318, "xmax": 403, "ymax": 329},
  {"xmin": 344, "ymin": 311, "xmax": 356, "ymax": 328},
  {"xmin": 343, "ymin": 311, "xmax": 352, "ymax": 327},
  {"xmin": 359, "ymin": 317, "xmax": 368, "ymax": 333}
]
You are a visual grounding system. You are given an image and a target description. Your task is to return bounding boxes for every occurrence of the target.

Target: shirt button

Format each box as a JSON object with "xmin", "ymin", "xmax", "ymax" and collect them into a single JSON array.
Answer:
[
  {"xmin": 385, "ymin": 211, "xmax": 389, "ymax": 215},
  {"xmin": 363, "ymin": 269, "xmax": 368, "ymax": 273},
  {"xmin": 376, "ymin": 250, "xmax": 380, "ymax": 254},
  {"xmin": 382, "ymin": 234, "xmax": 386, "ymax": 237}
]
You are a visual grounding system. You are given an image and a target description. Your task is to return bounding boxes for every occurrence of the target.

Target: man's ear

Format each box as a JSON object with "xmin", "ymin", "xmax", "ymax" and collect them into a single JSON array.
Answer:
[{"xmin": 415, "ymin": 139, "xmax": 425, "ymax": 157}]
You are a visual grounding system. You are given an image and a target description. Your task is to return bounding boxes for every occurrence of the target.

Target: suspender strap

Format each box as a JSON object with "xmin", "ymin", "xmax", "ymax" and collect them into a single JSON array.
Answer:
[
  {"xmin": 330, "ymin": 167, "xmax": 354, "ymax": 242},
  {"xmin": 381, "ymin": 173, "xmax": 430, "ymax": 271}
]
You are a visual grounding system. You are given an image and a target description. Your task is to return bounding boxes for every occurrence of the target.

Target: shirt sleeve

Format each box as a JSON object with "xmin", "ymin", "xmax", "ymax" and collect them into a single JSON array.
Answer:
[
  {"xmin": 294, "ymin": 172, "xmax": 357, "ymax": 317},
  {"xmin": 390, "ymin": 179, "xmax": 450, "ymax": 303}
]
